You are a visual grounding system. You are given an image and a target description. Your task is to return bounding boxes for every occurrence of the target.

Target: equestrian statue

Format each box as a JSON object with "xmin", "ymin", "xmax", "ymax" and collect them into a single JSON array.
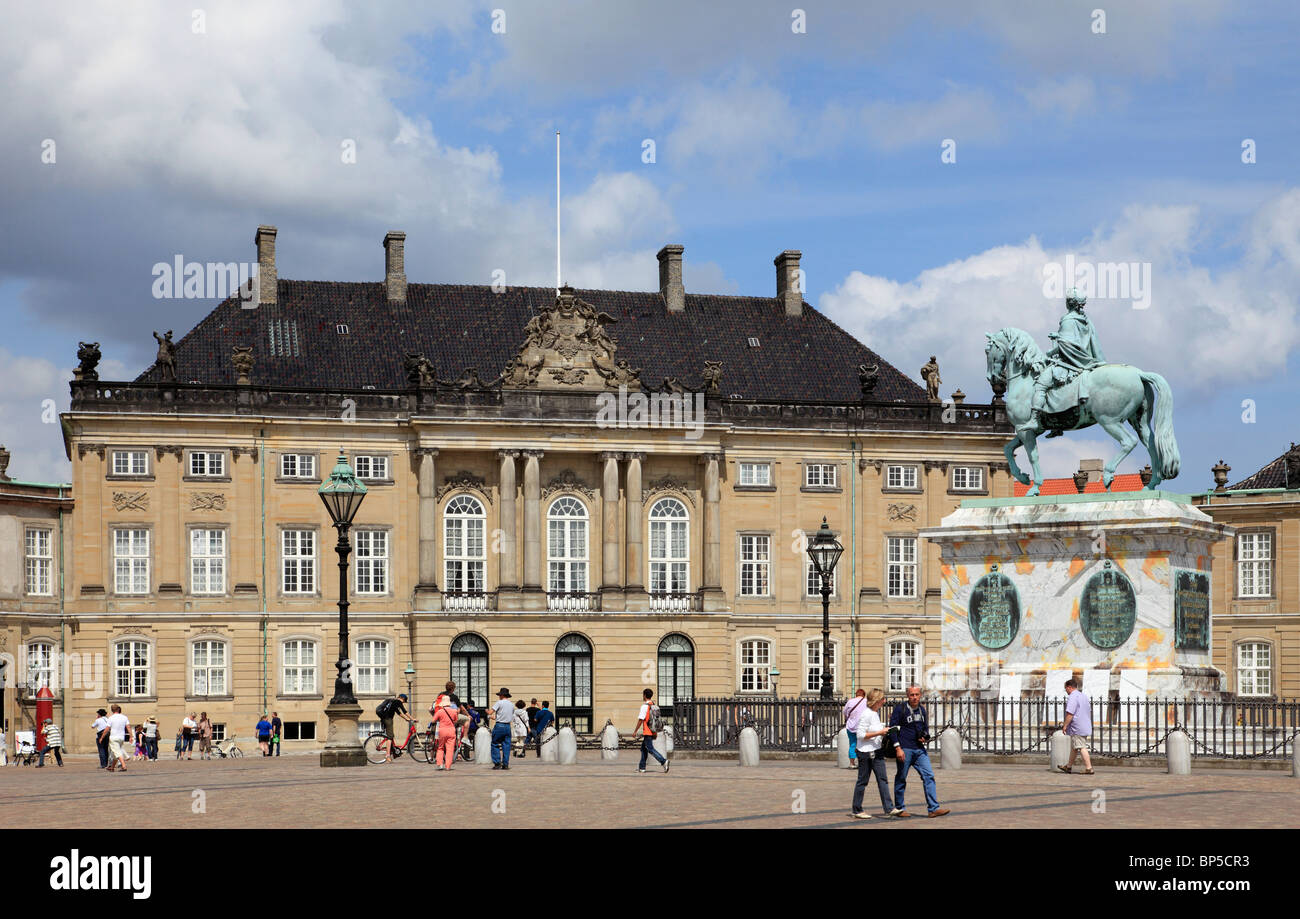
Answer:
[{"xmin": 984, "ymin": 289, "xmax": 1180, "ymax": 496}]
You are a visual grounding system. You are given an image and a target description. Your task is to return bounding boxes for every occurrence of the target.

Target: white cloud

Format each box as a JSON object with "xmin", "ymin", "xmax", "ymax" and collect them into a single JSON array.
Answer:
[{"xmin": 1019, "ymin": 76, "xmax": 1097, "ymax": 120}]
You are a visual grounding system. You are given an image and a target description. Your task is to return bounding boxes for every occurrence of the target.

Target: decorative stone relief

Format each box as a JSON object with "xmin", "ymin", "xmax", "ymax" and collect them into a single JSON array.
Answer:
[
  {"xmin": 190, "ymin": 492, "xmax": 227, "ymax": 511},
  {"xmin": 858, "ymin": 363, "xmax": 879, "ymax": 398},
  {"xmin": 231, "ymin": 346, "xmax": 254, "ymax": 384},
  {"xmin": 74, "ymin": 341, "xmax": 102, "ymax": 381},
  {"xmin": 77, "ymin": 442, "xmax": 107, "ymax": 459},
  {"xmin": 231, "ymin": 446, "xmax": 259, "ymax": 461},
  {"xmin": 404, "ymin": 353, "xmax": 437, "ymax": 388},
  {"xmin": 437, "ymin": 471, "xmax": 491, "ymax": 504},
  {"xmin": 112, "ymin": 491, "xmax": 149, "ymax": 511},
  {"xmin": 154, "ymin": 445, "xmax": 184, "ymax": 460},
  {"xmin": 644, "ymin": 474, "xmax": 696, "ymax": 506},
  {"xmin": 702, "ymin": 361, "xmax": 723, "ymax": 392},
  {"xmin": 500, "ymin": 287, "xmax": 641, "ymax": 390},
  {"xmin": 542, "ymin": 469, "xmax": 596, "ymax": 502},
  {"xmin": 887, "ymin": 503, "xmax": 917, "ymax": 522}
]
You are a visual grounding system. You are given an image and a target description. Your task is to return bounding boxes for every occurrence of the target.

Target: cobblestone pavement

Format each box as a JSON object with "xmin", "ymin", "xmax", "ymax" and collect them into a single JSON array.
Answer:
[{"xmin": 4, "ymin": 753, "xmax": 1297, "ymax": 829}]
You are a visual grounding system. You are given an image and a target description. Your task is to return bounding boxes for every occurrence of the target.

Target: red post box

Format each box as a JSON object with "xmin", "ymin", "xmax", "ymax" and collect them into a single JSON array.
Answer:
[{"xmin": 35, "ymin": 686, "xmax": 54, "ymax": 750}]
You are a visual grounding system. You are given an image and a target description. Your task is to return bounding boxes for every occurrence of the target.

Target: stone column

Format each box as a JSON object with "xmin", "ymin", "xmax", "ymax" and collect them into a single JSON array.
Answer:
[
  {"xmin": 497, "ymin": 451, "xmax": 519, "ymax": 591},
  {"xmin": 599, "ymin": 451, "xmax": 623, "ymax": 606},
  {"xmin": 521, "ymin": 450, "xmax": 544, "ymax": 609},
  {"xmin": 624, "ymin": 452, "xmax": 647, "ymax": 610},
  {"xmin": 414, "ymin": 448, "xmax": 440, "ymax": 608},
  {"xmin": 700, "ymin": 452, "xmax": 724, "ymax": 611}
]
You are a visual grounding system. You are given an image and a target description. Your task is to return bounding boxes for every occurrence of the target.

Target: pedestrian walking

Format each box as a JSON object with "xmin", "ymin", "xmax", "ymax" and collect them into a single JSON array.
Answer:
[
  {"xmin": 101, "ymin": 703, "xmax": 131, "ymax": 772},
  {"xmin": 256, "ymin": 714, "xmax": 273, "ymax": 756},
  {"xmin": 92, "ymin": 709, "xmax": 110, "ymax": 769},
  {"xmin": 842, "ymin": 688, "xmax": 868, "ymax": 766},
  {"xmin": 526, "ymin": 698, "xmax": 540, "ymax": 746},
  {"xmin": 1058, "ymin": 679, "xmax": 1095, "ymax": 775},
  {"xmin": 271, "ymin": 711, "xmax": 283, "ymax": 756},
  {"xmin": 431, "ymin": 690, "xmax": 459, "ymax": 770},
  {"xmin": 532, "ymin": 701, "xmax": 555, "ymax": 757},
  {"xmin": 36, "ymin": 718, "xmax": 65, "ymax": 767},
  {"xmin": 133, "ymin": 725, "xmax": 146, "ymax": 761},
  {"xmin": 182, "ymin": 712, "xmax": 197, "ymax": 759},
  {"xmin": 850, "ymin": 689, "xmax": 898, "ymax": 819},
  {"xmin": 489, "ymin": 687, "xmax": 514, "ymax": 769},
  {"xmin": 144, "ymin": 716, "xmax": 159, "ymax": 760},
  {"xmin": 198, "ymin": 712, "xmax": 214, "ymax": 759},
  {"xmin": 174, "ymin": 727, "xmax": 184, "ymax": 759},
  {"xmin": 511, "ymin": 699, "xmax": 529, "ymax": 757},
  {"xmin": 633, "ymin": 688, "xmax": 669, "ymax": 774},
  {"xmin": 888, "ymin": 685, "xmax": 949, "ymax": 818}
]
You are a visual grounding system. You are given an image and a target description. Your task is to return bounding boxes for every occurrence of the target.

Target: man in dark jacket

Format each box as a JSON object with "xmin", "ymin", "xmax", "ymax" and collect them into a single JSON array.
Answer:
[{"xmin": 888, "ymin": 685, "xmax": 950, "ymax": 818}]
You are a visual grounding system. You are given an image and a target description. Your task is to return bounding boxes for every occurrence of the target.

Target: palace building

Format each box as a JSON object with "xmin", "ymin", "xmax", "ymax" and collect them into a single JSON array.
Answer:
[{"xmin": 13, "ymin": 226, "xmax": 1019, "ymax": 752}]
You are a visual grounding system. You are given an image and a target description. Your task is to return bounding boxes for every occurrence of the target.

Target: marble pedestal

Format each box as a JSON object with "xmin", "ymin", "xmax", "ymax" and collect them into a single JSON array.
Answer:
[
  {"xmin": 920, "ymin": 492, "xmax": 1231, "ymax": 701},
  {"xmin": 320, "ymin": 701, "xmax": 368, "ymax": 767}
]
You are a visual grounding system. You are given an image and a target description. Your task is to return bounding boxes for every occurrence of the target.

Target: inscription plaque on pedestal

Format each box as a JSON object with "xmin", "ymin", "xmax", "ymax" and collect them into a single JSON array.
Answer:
[
  {"xmin": 968, "ymin": 564, "xmax": 1020, "ymax": 651},
  {"xmin": 1080, "ymin": 560, "xmax": 1136, "ymax": 651},
  {"xmin": 1174, "ymin": 569, "xmax": 1210, "ymax": 652}
]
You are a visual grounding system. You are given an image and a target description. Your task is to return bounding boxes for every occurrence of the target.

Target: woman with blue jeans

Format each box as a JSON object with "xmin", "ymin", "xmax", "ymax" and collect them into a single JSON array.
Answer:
[{"xmin": 850, "ymin": 689, "xmax": 897, "ymax": 819}]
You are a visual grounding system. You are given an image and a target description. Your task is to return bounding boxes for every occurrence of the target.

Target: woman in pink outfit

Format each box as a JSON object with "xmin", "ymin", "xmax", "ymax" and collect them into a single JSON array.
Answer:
[{"xmin": 432, "ymin": 693, "xmax": 459, "ymax": 770}]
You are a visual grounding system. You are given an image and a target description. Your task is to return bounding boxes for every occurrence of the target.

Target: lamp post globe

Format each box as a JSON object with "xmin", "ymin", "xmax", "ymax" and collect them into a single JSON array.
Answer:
[
  {"xmin": 806, "ymin": 517, "xmax": 843, "ymax": 700},
  {"xmin": 318, "ymin": 450, "xmax": 368, "ymax": 767}
]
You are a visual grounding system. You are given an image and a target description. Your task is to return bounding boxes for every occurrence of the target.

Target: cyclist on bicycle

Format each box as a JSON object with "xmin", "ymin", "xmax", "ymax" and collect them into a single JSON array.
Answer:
[{"xmin": 376, "ymin": 693, "xmax": 413, "ymax": 762}]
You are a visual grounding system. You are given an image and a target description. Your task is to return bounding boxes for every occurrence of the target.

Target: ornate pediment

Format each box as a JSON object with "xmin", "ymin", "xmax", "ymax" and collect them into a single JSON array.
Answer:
[
  {"xmin": 500, "ymin": 287, "xmax": 641, "ymax": 391},
  {"xmin": 437, "ymin": 471, "xmax": 492, "ymax": 504},
  {"xmin": 645, "ymin": 474, "xmax": 696, "ymax": 507},
  {"xmin": 542, "ymin": 469, "xmax": 596, "ymax": 502}
]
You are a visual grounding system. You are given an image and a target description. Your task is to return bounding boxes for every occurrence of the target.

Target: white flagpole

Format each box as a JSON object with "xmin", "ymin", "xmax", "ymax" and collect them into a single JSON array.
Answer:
[{"xmin": 556, "ymin": 130, "xmax": 561, "ymax": 295}]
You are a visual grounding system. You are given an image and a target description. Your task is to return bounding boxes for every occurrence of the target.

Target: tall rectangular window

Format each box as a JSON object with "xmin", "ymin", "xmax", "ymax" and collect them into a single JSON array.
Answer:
[
  {"xmin": 739, "ymin": 535, "xmax": 770, "ymax": 596},
  {"xmin": 191, "ymin": 640, "xmax": 227, "ymax": 695},
  {"xmin": 1237, "ymin": 643, "xmax": 1272, "ymax": 696},
  {"xmin": 190, "ymin": 529, "xmax": 226, "ymax": 594},
  {"xmin": 806, "ymin": 561, "xmax": 836, "ymax": 597},
  {"xmin": 113, "ymin": 529, "xmax": 150, "ymax": 594},
  {"xmin": 282, "ymin": 530, "xmax": 316, "ymax": 594},
  {"xmin": 355, "ymin": 640, "xmax": 389, "ymax": 694},
  {"xmin": 805, "ymin": 640, "xmax": 835, "ymax": 693},
  {"xmin": 114, "ymin": 640, "xmax": 150, "ymax": 697},
  {"xmin": 282, "ymin": 640, "xmax": 318, "ymax": 694},
  {"xmin": 354, "ymin": 530, "xmax": 389, "ymax": 595},
  {"xmin": 886, "ymin": 536, "xmax": 917, "ymax": 598},
  {"xmin": 739, "ymin": 639, "xmax": 771, "ymax": 692},
  {"xmin": 888, "ymin": 640, "xmax": 919, "ymax": 692},
  {"xmin": 1237, "ymin": 532, "xmax": 1273, "ymax": 597},
  {"xmin": 25, "ymin": 528, "xmax": 53, "ymax": 595},
  {"xmin": 27, "ymin": 642, "xmax": 56, "ymax": 690}
]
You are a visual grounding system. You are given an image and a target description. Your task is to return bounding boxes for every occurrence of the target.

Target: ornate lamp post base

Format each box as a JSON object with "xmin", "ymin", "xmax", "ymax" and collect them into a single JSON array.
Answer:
[{"xmin": 320, "ymin": 701, "xmax": 367, "ymax": 767}]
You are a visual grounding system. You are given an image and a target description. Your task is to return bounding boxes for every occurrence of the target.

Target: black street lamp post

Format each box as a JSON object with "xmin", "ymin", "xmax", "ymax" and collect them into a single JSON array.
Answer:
[
  {"xmin": 318, "ymin": 451, "xmax": 368, "ymax": 767},
  {"xmin": 806, "ymin": 517, "xmax": 844, "ymax": 700}
]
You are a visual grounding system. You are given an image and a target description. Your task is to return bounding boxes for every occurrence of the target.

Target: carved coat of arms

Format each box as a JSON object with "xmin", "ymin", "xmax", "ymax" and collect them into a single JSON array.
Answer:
[{"xmin": 501, "ymin": 287, "xmax": 641, "ymax": 390}]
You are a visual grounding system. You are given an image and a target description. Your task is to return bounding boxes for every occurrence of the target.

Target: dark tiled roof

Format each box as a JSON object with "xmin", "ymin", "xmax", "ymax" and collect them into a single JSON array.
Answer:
[
  {"xmin": 134, "ymin": 281, "xmax": 926, "ymax": 403},
  {"xmin": 1229, "ymin": 444, "xmax": 1299, "ymax": 489}
]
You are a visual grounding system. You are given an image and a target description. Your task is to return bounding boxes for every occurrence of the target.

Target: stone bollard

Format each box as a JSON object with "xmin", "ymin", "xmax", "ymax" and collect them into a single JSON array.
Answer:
[
  {"xmin": 652, "ymin": 725, "xmax": 671, "ymax": 761},
  {"xmin": 1049, "ymin": 732, "xmax": 1071, "ymax": 772},
  {"xmin": 837, "ymin": 730, "xmax": 854, "ymax": 768},
  {"xmin": 539, "ymin": 725, "xmax": 558, "ymax": 763},
  {"xmin": 557, "ymin": 726, "xmax": 578, "ymax": 764},
  {"xmin": 474, "ymin": 726, "xmax": 492, "ymax": 765},
  {"xmin": 1167, "ymin": 731, "xmax": 1191, "ymax": 775},
  {"xmin": 939, "ymin": 727, "xmax": 962, "ymax": 770},
  {"xmin": 601, "ymin": 722, "xmax": 620, "ymax": 761},
  {"xmin": 738, "ymin": 726, "xmax": 760, "ymax": 766},
  {"xmin": 1293, "ymin": 743, "xmax": 1299, "ymax": 779}
]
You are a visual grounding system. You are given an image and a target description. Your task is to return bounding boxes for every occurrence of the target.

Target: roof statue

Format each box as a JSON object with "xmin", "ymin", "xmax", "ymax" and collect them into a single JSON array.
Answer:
[
  {"xmin": 984, "ymin": 288, "xmax": 1180, "ymax": 496},
  {"xmin": 501, "ymin": 286, "xmax": 641, "ymax": 390}
]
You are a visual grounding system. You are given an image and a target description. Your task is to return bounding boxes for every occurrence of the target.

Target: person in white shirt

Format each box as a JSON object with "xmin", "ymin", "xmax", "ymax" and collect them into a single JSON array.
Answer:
[
  {"xmin": 0, "ymin": 727, "xmax": 7, "ymax": 766},
  {"xmin": 850, "ymin": 689, "xmax": 899, "ymax": 819},
  {"xmin": 92, "ymin": 709, "xmax": 111, "ymax": 768},
  {"xmin": 100, "ymin": 704, "xmax": 132, "ymax": 772},
  {"xmin": 182, "ymin": 713, "xmax": 198, "ymax": 760},
  {"xmin": 489, "ymin": 688, "xmax": 516, "ymax": 770}
]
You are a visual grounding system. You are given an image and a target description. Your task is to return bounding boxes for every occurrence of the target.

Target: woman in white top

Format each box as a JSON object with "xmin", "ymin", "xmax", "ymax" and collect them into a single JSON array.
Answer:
[
  {"xmin": 851, "ymin": 689, "xmax": 899, "ymax": 819},
  {"xmin": 511, "ymin": 701, "xmax": 530, "ymax": 757}
]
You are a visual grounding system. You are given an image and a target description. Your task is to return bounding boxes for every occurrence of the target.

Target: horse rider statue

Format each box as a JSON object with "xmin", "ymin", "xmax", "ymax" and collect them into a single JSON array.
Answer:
[{"xmin": 1031, "ymin": 288, "xmax": 1106, "ymax": 437}]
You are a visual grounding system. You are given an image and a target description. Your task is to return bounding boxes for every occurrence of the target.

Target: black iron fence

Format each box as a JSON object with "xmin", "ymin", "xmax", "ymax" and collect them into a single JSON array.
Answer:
[{"xmin": 670, "ymin": 696, "xmax": 1300, "ymax": 760}]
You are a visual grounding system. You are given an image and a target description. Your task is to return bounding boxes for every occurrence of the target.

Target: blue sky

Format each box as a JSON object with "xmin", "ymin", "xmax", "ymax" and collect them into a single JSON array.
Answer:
[{"xmin": 1, "ymin": 1, "xmax": 1297, "ymax": 487}]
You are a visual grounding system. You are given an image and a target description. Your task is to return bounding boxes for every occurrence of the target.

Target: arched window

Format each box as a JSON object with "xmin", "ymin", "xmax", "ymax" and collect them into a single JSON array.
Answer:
[
  {"xmin": 547, "ymin": 496, "xmax": 589, "ymax": 595},
  {"xmin": 191, "ymin": 639, "xmax": 229, "ymax": 696},
  {"xmin": 887, "ymin": 639, "xmax": 920, "ymax": 692},
  {"xmin": 444, "ymin": 495, "xmax": 486, "ymax": 595},
  {"xmin": 26, "ymin": 641, "xmax": 56, "ymax": 692},
  {"xmin": 555, "ymin": 633, "xmax": 593, "ymax": 733},
  {"xmin": 113, "ymin": 639, "xmax": 151, "ymax": 698},
  {"xmin": 648, "ymin": 498, "xmax": 689, "ymax": 597},
  {"xmin": 657, "ymin": 633, "xmax": 694, "ymax": 716},
  {"xmin": 739, "ymin": 638, "xmax": 772, "ymax": 693},
  {"xmin": 450, "ymin": 633, "xmax": 489, "ymax": 706}
]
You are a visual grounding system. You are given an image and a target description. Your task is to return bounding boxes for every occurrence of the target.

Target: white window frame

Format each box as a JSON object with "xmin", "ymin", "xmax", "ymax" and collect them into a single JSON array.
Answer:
[
  {"xmin": 804, "ymin": 463, "xmax": 838, "ymax": 488},
  {"xmin": 738, "ymin": 638, "xmax": 772, "ymax": 693},
  {"xmin": 1236, "ymin": 642, "xmax": 1272, "ymax": 697},
  {"xmin": 738, "ymin": 462, "xmax": 771, "ymax": 487},
  {"xmin": 951, "ymin": 465, "xmax": 985, "ymax": 491},
  {"xmin": 648, "ymin": 498, "xmax": 690, "ymax": 595},
  {"xmin": 353, "ymin": 455, "xmax": 389, "ymax": 481},
  {"xmin": 113, "ymin": 528, "xmax": 151, "ymax": 595},
  {"xmin": 111, "ymin": 450, "xmax": 149, "ymax": 476},
  {"xmin": 1237, "ymin": 532, "xmax": 1273, "ymax": 598},
  {"xmin": 886, "ymin": 464, "xmax": 918, "ymax": 490},
  {"xmin": 739, "ymin": 534, "xmax": 771, "ymax": 596},
  {"xmin": 113, "ymin": 639, "xmax": 151, "ymax": 698},
  {"xmin": 354, "ymin": 639, "xmax": 390, "ymax": 695},
  {"xmin": 191, "ymin": 639, "xmax": 228, "ymax": 696},
  {"xmin": 887, "ymin": 638, "xmax": 921, "ymax": 693},
  {"xmin": 25, "ymin": 527, "xmax": 53, "ymax": 596},
  {"xmin": 354, "ymin": 529, "xmax": 389, "ymax": 595},
  {"xmin": 804, "ymin": 638, "xmax": 837, "ymax": 694},
  {"xmin": 188, "ymin": 451, "xmax": 225, "ymax": 477},
  {"xmin": 282, "ymin": 639, "xmax": 319, "ymax": 695},
  {"xmin": 281, "ymin": 529, "xmax": 317, "ymax": 595},
  {"xmin": 547, "ymin": 497, "xmax": 590, "ymax": 595},
  {"xmin": 190, "ymin": 528, "xmax": 227, "ymax": 595},
  {"xmin": 280, "ymin": 453, "xmax": 317, "ymax": 479},
  {"xmin": 444, "ymin": 495, "xmax": 487, "ymax": 593},
  {"xmin": 26, "ymin": 640, "xmax": 57, "ymax": 691},
  {"xmin": 886, "ymin": 536, "xmax": 918, "ymax": 598}
]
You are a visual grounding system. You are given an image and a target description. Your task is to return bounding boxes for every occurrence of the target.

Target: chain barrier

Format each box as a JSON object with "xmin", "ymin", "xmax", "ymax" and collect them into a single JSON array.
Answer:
[{"xmin": 1181, "ymin": 725, "xmax": 1300, "ymax": 760}]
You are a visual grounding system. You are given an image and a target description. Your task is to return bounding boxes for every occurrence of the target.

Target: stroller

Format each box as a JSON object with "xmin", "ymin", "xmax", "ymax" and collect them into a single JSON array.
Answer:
[
  {"xmin": 13, "ymin": 731, "xmax": 39, "ymax": 766},
  {"xmin": 212, "ymin": 735, "xmax": 244, "ymax": 758}
]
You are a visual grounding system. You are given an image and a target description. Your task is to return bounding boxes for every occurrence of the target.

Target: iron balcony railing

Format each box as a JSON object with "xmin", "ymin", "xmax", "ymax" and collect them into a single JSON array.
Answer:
[{"xmin": 670, "ymin": 696, "xmax": 1300, "ymax": 760}]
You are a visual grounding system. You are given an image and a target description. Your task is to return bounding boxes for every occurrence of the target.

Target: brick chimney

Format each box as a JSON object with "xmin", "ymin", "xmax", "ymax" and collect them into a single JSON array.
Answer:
[
  {"xmin": 255, "ymin": 225, "xmax": 277, "ymax": 305},
  {"xmin": 384, "ymin": 231, "xmax": 407, "ymax": 303},
  {"xmin": 657, "ymin": 244, "xmax": 685, "ymax": 312},
  {"xmin": 775, "ymin": 249, "xmax": 803, "ymax": 317}
]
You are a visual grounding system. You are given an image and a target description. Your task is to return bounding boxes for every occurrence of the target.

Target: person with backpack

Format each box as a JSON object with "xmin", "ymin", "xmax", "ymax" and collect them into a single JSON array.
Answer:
[
  {"xmin": 850, "ymin": 689, "xmax": 900, "ymax": 819},
  {"xmin": 375, "ymin": 694, "xmax": 412, "ymax": 762},
  {"xmin": 633, "ymin": 688, "xmax": 669, "ymax": 774},
  {"xmin": 888, "ymin": 685, "xmax": 950, "ymax": 818},
  {"xmin": 842, "ymin": 688, "xmax": 868, "ymax": 767}
]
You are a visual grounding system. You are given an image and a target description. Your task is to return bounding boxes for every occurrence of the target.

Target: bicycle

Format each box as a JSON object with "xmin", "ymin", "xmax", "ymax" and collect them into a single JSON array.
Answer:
[
  {"xmin": 213, "ymin": 736, "xmax": 244, "ymax": 758},
  {"xmin": 364, "ymin": 720, "xmax": 430, "ymax": 764}
]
